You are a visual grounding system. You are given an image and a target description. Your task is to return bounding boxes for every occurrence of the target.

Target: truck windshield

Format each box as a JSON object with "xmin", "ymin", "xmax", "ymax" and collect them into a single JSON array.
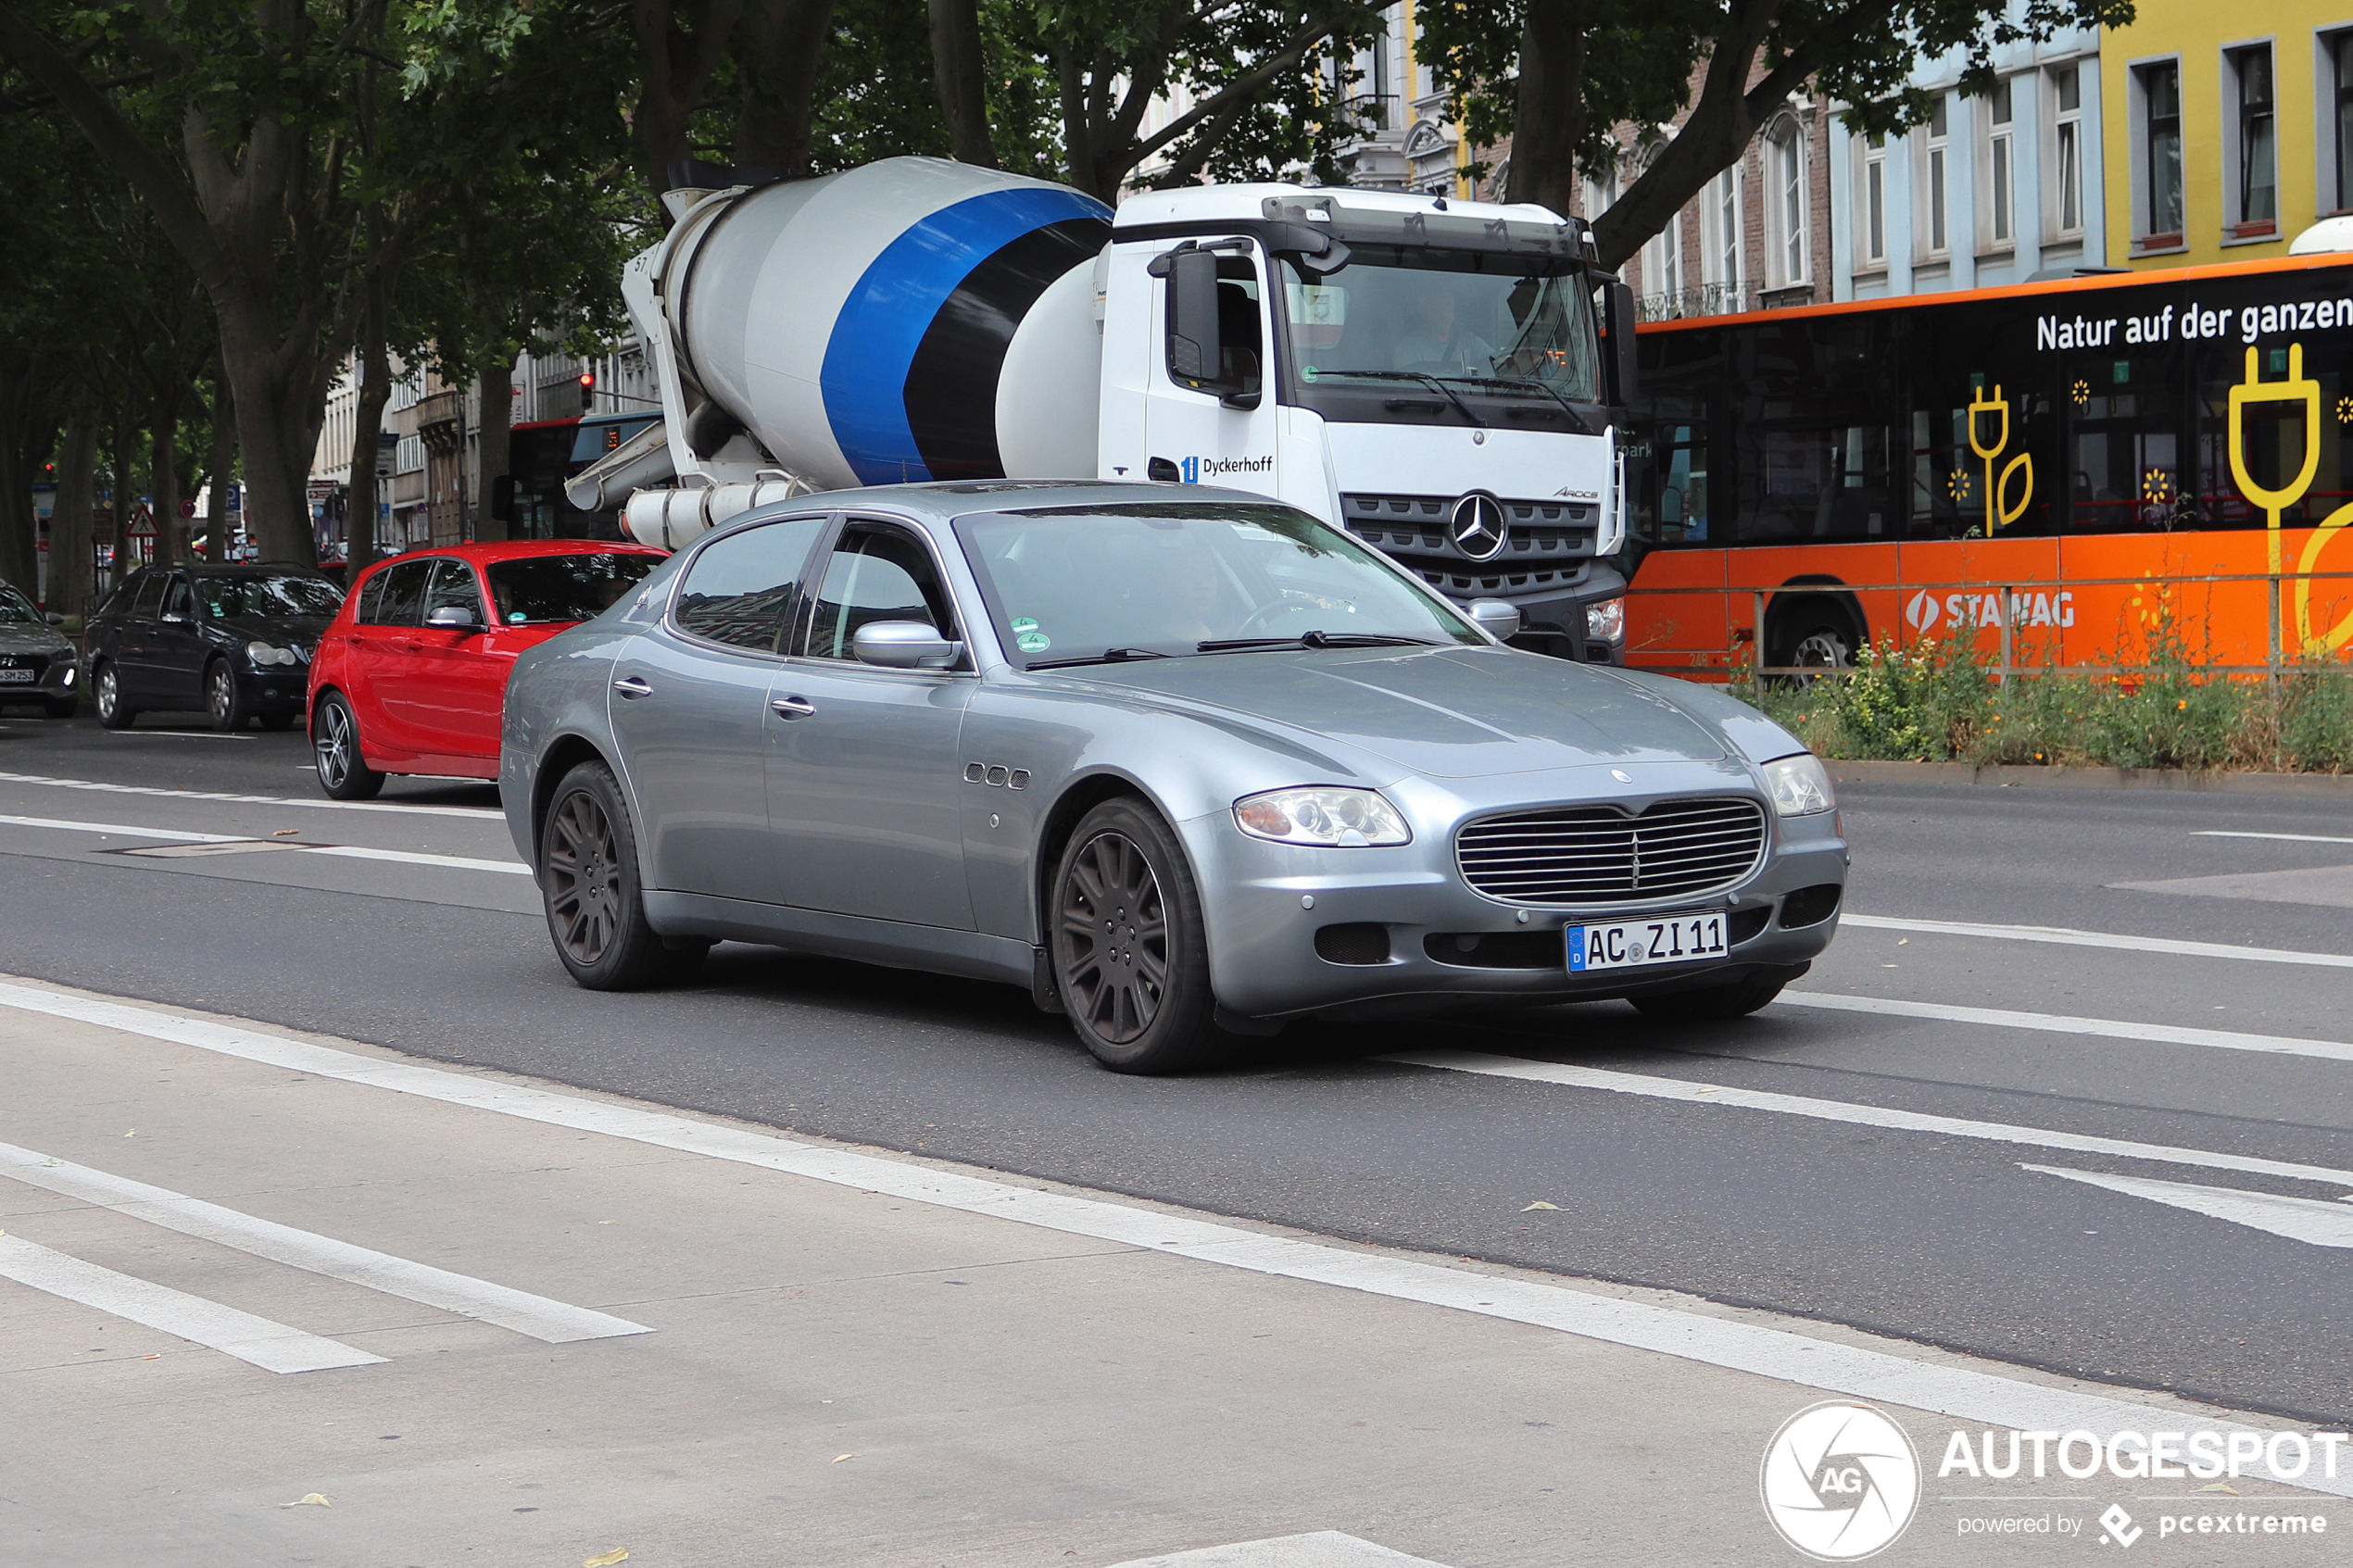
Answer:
[{"xmin": 1281, "ymin": 248, "xmax": 1603, "ymax": 406}]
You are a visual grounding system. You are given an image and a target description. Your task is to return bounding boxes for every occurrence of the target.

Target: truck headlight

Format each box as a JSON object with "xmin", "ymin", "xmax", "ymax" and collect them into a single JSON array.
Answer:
[
  {"xmin": 1762, "ymin": 753, "xmax": 1834, "ymax": 817},
  {"xmin": 1233, "ymin": 787, "xmax": 1412, "ymax": 847},
  {"xmin": 1585, "ymin": 596, "xmax": 1625, "ymax": 643}
]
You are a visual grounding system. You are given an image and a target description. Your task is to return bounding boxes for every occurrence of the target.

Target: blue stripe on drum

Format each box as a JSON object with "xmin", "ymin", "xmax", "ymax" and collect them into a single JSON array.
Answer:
[{"xmin": 820, "ymin": 185, "xmax": 1112, "ymax": 487}]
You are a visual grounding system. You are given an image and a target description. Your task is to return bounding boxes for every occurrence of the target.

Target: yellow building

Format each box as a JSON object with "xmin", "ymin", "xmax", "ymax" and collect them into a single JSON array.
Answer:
[{"xmin": 2101, "ymin": 1, "xmax": 2352, "ymax": 269}]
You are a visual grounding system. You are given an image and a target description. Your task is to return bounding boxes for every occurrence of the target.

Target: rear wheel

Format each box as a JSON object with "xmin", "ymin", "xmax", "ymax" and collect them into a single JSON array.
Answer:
[
  {"xmin": 1629, "ymin": 970, "xmax": 1791, "ymax": 1021},
  {"xmin": 1767, "ymin": 606, "xmax": 1856, "ymax": 687},
  {"xmin": 205, "ymin": 659, "xmax": 252, "ymax": 732},
  {"xmin": 540, "ymin": 760, "xmax": 696, "ymax": 989},
  {"xmin": 94, "ymin": 662, "xmax": 134, "ymax": 729},
  {"xmin": 310, "ymin": 691, "xmax": 384, "ymax": 800},
  {"xmin": 1051, "ymin": 798, "xmax": 1231, "ymax": 1073}
]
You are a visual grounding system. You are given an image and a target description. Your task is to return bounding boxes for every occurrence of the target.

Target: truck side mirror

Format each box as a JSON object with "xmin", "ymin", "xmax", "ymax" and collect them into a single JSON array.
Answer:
[
  {"xmin": 1158, "ymin": 247, "xmax": 1239, "ymax": 399},
  {"xmin": 1604, "ymin": 280, "xmax": 1639, "ymax": 407}
]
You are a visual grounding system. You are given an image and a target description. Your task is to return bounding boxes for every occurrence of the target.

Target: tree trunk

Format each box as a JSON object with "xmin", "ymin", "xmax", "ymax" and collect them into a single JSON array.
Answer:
[
  {"xmin": 0, "ymin": 433, "xmax": 34, "ymax": 594},
  {"xmin": 198, "ymin": 367, "xmax": 234, "ymax": 561},
  {"xmin": 213, "ymin": 288, "xmax": 328, "ymax": 567},
  {"xmin": 109, "ymin": 408, "xmax": 137, "ymax": 586},
  {"xmin": 51, "ymin": 421, "xmax": 95, "ymax": 619},
  {"xmin": 471, "ymin": 361, "xmax": 513, "ymax": 544},
  {"xmin": 631, "ymin": 0, "xmax": 748, "ymax": 199},
  {"xmin": 736, "ymin": 0, "xmax": 837, "ymax": 174},
  {"xmin": 926, "ymin": 0, "xmax": 996, "ymax": 168},
  {"xmin": 1504, "ymin": 0, "xmax": 1588, "ymax": 220},
  {"xmin": 148, "ymin": 389, "xmax": 182, "ymax": 571}
]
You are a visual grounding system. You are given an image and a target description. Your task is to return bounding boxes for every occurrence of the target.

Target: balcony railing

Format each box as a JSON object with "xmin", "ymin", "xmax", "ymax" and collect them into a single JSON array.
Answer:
[{"xmin": 1635, "ymin": 282, "xmax": 1761, "ymax": 322}]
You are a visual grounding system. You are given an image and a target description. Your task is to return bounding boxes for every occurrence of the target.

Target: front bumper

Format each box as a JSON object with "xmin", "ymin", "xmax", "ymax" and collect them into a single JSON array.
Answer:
[
  {"xmin": 0, "ymin": 651, "xmax": 80, "ymax": 707},
  {"xmin": 1188, "ymin": 757, "xmax": 1846, "ymax": 1018}
]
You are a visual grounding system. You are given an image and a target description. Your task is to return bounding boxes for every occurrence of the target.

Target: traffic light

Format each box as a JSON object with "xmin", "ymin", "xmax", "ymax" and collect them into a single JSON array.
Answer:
[{"xmin": 577, "ymin": 370, "xmax": 596, "ymax": 410}]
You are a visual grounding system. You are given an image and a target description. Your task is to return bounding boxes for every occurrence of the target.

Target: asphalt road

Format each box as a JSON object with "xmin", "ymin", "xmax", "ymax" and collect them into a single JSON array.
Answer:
[{"xmin": 5, "ymin": 706, "xmax": 2351, "ymax": 1428}]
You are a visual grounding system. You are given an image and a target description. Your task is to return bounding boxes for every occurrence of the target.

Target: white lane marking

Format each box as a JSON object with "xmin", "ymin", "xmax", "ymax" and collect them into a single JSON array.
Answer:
[
  {"xmin": 1780, "ymin": 991, "xmax": 2353, "ymax": 1065},
  {"xmin": 0, "ymin": 974, "xmax": 2339, "ymax": 1497},
  {"xmin": 0, "ymin": 770, "xmax": 498, "ymax": 819},
  {"xmin": 107, "ymin": 730, "xmax": 251, "ymax": 740},
  {"xmin": 0, "ymin": 1141, "xmax": 648, "ymax": 1343},
  {"xmin": 1842, "ymin": 913, "xmax": 2353, "ymax": 971},
  {"xmin": 0, "ymin": 1232, "xmax": 384, "ymax": 1374},
  {"xmin": 1106, "ymin": 1533, "xmax": 1450, "ymax": 1568},
  {"xmin": 1379, "ymin": 1049, "xmax": 2353, "ymax": 1188},
  {"xmin": 2024, "ymin": 1164, "xmax": 2353, "ymax": 1249},
  {"xmin": 2194, "ymin": 830, "xmax": 2353, "ymax": 846},
  {"xmin": 0, "ymin": 813, "xmax": 526, "ymax": 876}
]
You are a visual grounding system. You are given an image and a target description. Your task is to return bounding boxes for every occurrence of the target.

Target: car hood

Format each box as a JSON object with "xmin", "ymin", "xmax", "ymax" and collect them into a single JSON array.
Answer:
[
  {"xmin": 1055, "ymin": 646, "xmax": 1730, "ymax": 779},
  {"xmin": 0, "ymin": 623, "xmax": 74, "ymax": 657}
]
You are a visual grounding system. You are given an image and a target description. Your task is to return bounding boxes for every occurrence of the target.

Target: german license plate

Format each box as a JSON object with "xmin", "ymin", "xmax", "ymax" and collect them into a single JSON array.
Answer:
[
  {"xmin": 1567, "ymin": 911, "xmax": 1727, "ymax": 972},
  {"xmin": 0, "ymin": 669, "xmax": 33, "ymax": 683}
]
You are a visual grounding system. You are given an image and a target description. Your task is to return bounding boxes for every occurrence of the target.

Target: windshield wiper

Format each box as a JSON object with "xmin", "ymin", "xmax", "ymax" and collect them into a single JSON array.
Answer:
[
  {"xmin": 1428, "ymin": 374, "xmax": 1596, "ymax": 435},
  {"xmin": 1198, "ymin": 631, "xmax": 1443, "ymax": 653},
  {"xmin": 1312, "ymin": 369, "xmax": 1486, "ymax": 429},
  {"xmin": 1025, "ymin": 646, "xmax": 1174, "ymax": 671}
]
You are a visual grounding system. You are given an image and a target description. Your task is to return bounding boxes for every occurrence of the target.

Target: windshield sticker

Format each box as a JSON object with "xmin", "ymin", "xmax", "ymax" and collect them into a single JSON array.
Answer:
[{"xmin": 1015, "ymin": 630, "xmax": 1051, "ymax": 654}]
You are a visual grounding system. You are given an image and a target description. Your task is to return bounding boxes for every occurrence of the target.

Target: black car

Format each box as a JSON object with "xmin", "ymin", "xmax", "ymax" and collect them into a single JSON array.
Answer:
[{"xmin": 84, "ymin": 564, "xmax": 345, "ymax": 731}]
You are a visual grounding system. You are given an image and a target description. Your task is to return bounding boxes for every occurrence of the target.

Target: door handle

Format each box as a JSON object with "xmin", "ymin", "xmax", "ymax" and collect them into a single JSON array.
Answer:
[
  {"xmin": 769, "ymin": 695, "xmax": 814, "ymax": 719},
  {"xmin": 612, "ymin": 675, "xmax": 653, "ymax": 699}
]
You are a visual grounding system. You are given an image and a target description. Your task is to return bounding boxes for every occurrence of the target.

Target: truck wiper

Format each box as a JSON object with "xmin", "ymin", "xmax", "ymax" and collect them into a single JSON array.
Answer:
[
  {"xmin": 1429, "ymin": 374, "xmax": 1595, "ymax": 435},
  {"xmin": 1198, "ymin": 631, "xmax": 1444, "ymax": 652},
  {"xmin": 1026, "ymin": 646, "xmax": 1173, "ymax": 670},
  {"xmin": 1315, "ymin": 369, "xmax": 1486, "ymax": 429}
]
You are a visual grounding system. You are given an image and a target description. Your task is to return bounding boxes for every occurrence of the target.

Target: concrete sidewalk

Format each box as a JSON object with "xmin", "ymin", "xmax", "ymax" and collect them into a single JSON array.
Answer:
[{"xmin": 0, "ymin": 985, "xmax": 2337, "ymax": 1567}]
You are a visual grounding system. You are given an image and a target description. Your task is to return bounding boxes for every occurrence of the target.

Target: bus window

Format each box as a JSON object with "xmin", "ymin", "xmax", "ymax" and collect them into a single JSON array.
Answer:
[
  {"xmin": 1637, "ymin": 396, "xmax": 1708, "ymax": 545},
  {"xmin": 2065, "ymin": 338, "xmax": 2185, "ymax": 533}
]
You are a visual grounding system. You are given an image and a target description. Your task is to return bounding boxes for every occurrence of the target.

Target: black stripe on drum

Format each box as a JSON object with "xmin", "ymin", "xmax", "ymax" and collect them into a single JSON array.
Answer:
[{"xmin": 903, "ymin": 217, "xmax": 1112, "ymax": 482}]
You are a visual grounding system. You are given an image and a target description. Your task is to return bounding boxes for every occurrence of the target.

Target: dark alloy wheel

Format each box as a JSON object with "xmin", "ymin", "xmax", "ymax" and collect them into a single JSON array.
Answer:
[
  {"xmin": 540, "ymin": 759, "xmax": 702, "ymax": 989},
  {"xmin": 1051, "ymin": 798, "xmax": 1230, "ymax": 1073},
  {"xmin": 310, "ymin": 692, "xmax": 384, "ymax": 800},
  {"xmin": 94, "ymin": 662, "xmax": 135, "ymax": 729},
  {"xmin": 205, "ymin": 659, "xmax": 251, "ymax": 732}
]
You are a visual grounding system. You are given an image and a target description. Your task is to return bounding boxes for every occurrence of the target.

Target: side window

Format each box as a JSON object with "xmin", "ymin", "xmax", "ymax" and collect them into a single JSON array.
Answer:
[
  {"xmin": 161, "ymin": 576, "xmax": 193, "ymax": 620},
  {"xmin": 673, "ymin": 516, "xmax": 830, "ymax": 652},
  {"xmin": 364, "ymin": 559, "xmax": 431, "ymax": 626},
  {"xmin": 422, "ymin": 558, "xmax": 484, "ymax": 624},
  {"xmin": 130, "ymin": 572, "xmax": 165, "ymax": 618},
  {"xmin": 801, "ymin": 524, "xmax": 957, "ymax": 662},
  {"xmin": 356, "ymin": 568, "xmax": 389, "ymax": 625}
]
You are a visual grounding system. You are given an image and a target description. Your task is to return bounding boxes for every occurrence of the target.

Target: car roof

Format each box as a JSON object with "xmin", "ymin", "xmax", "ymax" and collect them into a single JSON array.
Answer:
[
  {"xmin": 371, "ymin": 539, "xmax": 669, "ymax": 565},
  {"xmin": 758, "ymin": 480, "xmax": 1286, "ymax": 526}
]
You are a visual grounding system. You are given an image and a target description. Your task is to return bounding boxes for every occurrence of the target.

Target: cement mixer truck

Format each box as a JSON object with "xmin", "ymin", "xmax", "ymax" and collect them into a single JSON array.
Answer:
[{"xmin": 569, "ymin": 157, "xmax": 1638, "ymax": 662}]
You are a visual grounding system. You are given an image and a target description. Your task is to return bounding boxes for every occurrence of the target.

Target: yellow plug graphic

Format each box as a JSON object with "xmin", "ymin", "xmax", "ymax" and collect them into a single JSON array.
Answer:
[{"xmin": 1968, "ymin": 384, "xmax": 2032, "ymax": 533}]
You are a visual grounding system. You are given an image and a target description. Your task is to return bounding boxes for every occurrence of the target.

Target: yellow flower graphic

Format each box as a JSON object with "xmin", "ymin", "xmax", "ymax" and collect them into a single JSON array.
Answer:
[
  {"xmin": 2142, "ymin": 468, "xmax": 2173, "ymax": 504},
  {"xmin": 2071, "ymin": 379, "xmax": 2091, "ymax": 408},
  {"xmin": 2338, "ymin": 395, "xmax": 2353, "ymax": 426},
  {"xmin": 1947, "ymin": 468, "xmax": 1974, "ymax": 503}
]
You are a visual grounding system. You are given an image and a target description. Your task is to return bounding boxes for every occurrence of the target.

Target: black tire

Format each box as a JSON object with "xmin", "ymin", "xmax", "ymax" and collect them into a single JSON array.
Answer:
[
  {"xmin": 205, "ymin": 659, "xmax": 253, "ymax": 732},
  {"xmin": 1629, "ymin": 971, "xmax": 1790, "ymax": 1021},
  {"xmin": 42, "ymin": 697, "xmax": 77, "ymax": 720},
  {"xmin": 258, "ymin": 710, "xmax": 296, "ymax": 732},
  {"xmin": 93, "ymin": 661, "xmax": 135, "ymax": 729},
  {"xmin": 310, "ymin": 691, "xmax": 384, "ymax": 800},
  {"xmin": 539, "ymin": 759, "xmax": 688, "ymax": 990},
  {"xmin": 1767, "ymin": 610, "xmax": 1856, "ymax": 686},
  {"xmin": 1051, "ymin": 797, "xmax": 1232, "ymax": 1073}
]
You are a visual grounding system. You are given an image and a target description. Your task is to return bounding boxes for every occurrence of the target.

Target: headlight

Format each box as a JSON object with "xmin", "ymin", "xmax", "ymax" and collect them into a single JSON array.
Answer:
[
  {"xmin": 1585, "ymin": 595, "xmax": 1625, "ymax": 643},
  {"xmin": 1762, "ymin": 753, "xmax": 1834, "ymax": 816},
  {"xmin": 1233, "ymin": 786, "xmax": 1412, "ymax": 847},
  {"xmin": 245, "ymin": 641, "xmax": 296, "ymax": 666}
]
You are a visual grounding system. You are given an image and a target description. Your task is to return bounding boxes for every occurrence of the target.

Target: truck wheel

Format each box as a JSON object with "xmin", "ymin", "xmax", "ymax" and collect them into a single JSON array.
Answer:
[
  {"xmin": 94, "ymin": 662, "xmax": 135, "ymax": 729},
  {"xmin": 311, "ymin": 691, "xmax": 384, "ymax": 800},
  {"xmin": 1051, "ymin": 798, "xmax": 1234, "ymax": 1073}
]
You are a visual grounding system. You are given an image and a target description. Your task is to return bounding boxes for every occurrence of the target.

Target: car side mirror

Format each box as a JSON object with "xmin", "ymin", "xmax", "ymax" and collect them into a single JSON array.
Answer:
[
  {"xmin": 160, "ymin": 611, "xmax": 188, "ymax": 625},
  {"xmin": 44, "ymin": 611, "xmax": 63, "ymax": 625},
  {"xmin": 1467, "ymin": 599, "xmax": 1521, "ymax": 641},
  {"xmin": 851, "ymin": 620, "xmax": 961, "ymax": 670},
  {"xmin": 425, "ymin": 604, "xmax": 481, "ymax": 632}
]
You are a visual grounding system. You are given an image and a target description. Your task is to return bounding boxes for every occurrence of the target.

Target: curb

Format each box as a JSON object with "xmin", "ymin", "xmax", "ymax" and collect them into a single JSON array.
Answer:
[{"xmin": 1826, "ymin": 759, "xmax": 2353, "ymax": 798}]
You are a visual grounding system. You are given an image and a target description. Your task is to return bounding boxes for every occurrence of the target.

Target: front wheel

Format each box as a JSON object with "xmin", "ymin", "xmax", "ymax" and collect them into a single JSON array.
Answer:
[
  {"xmin": 1051, "ymin": 798, "xmax": 1231, "ymax": 1073},
  {"xmin": 311, "ymin": 691, "xmax": 384, "ymax": 800},
  {"xmin": 94, "ymin": 662, "xmax": 135, "ymax": 729},
  {"xmin": 205, "ymin": 659, "xmax": 252, "ymax": 732},
  {"xmin": 540, "ymin": 759, "xmax": 688, "ymax": 990}
]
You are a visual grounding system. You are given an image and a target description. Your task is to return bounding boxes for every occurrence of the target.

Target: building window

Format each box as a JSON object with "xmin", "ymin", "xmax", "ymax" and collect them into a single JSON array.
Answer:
[
  {"xmin": 1706, "ymin": 167, "xmax": 1743, "ymax": 289},
  {"xmin": 1985, "ymin": 78, "xmax": 2014, "ymax": 248},
  {"xmin": 2228, "ymin": 44, "xmax": 2276, "ymax": 232},
  {"xmin": 1644, "ymin": 211, "xmax": 1683, "ymax": 302},
  {"xmin": 1920, "ymin": 95, "xmax": 1951, "ymax": 257},
  {"xmin": 2334, "ymin": 32, "xmax": 2353, "ymax": 214},
  {"xmin": 1860, "ymin": 133, "xmax": 1889, "ymax": 267},
  {"xmin": 1769, "ymin": 124, "xmax": 1807, "ymax": 284},
  {"xmin": 2138, "ymin": 60, "xmax": 2183, "ymax": 241},
  {"xmin": 2049, "ymin": 63, "xmax": 2084, "ymax": 236}
]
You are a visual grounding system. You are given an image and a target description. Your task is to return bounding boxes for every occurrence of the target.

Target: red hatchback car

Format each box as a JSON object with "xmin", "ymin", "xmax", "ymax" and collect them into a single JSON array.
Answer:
[{"xmin": 308, "ymin": 540, "xmax": 668, "ymax": 798}]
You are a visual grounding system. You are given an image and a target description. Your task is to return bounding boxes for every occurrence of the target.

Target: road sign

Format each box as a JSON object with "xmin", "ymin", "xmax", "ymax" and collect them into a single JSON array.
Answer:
[
  {"xmin": 125, "ymin": 504, "xmax": 156, "ymax": 538},
  {"xmin": 180, "ymin": 498, "xmax": 197, "ymax": 519}
]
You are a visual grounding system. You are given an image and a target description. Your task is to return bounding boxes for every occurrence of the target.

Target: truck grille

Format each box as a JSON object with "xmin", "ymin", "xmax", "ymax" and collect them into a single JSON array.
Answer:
[
  {"xmin": 1455, "ymin": 797, "xmax": 1768, "ymax": 906},
  {"xmin": 1340, "ymin": 492, "xmax": 1597, "ymax": 603}
]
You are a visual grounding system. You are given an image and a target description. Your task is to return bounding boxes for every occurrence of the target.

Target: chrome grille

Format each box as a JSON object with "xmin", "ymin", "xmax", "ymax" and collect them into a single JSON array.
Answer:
[{"xmin": 1455, "ymin": 797, "xmax": 1768, "ymax": 906}]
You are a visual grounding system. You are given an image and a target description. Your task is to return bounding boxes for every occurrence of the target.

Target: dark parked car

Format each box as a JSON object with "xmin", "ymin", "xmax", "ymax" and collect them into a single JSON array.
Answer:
[
  {"xmin": 0, "ymin": 579, "xmax": 80, "ymax": 718},
  {"xmin": 84, "ymin": 563, "xmax": 346, "ymax": 731}
]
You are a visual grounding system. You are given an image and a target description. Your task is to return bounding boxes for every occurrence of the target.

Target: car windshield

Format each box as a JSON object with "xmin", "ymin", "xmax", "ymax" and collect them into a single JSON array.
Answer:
[
  {"xmin": 0, "ymin": 582, "xmax": 42, "ymax": 624},
  {"xmin": 484, "ymin": 552, "xmax": 661, "ymax": 626},
  {"xmin": 955, "ymin": 502, "xmax": 1480, "ymax": 668},
  {"xmin": 197, "ymin": 574, "xmax": 343, "ymax": 620},
  {"xmin": 1283, "ymin": 248, "xmax": 1602, "ymax": 403}
]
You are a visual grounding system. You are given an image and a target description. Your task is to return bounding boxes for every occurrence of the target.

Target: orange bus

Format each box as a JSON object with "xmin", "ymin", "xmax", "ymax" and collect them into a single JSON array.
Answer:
[{"xmin": 1620, "ymin": 251, "xmax": 2353, "ymax": 679}]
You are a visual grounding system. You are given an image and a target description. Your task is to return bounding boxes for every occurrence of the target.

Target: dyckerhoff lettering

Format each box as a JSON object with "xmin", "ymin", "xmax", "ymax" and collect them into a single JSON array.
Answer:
[{"xmin": 1195, "ymin": 456, "xmax": 1274, "ymax": 476}]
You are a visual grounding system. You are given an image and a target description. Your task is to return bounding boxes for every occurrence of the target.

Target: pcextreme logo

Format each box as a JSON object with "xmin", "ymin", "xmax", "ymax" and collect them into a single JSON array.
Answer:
[{"xmin": 1760, "ymin": 1401, "xmax": 1921, "ymax": 1561}]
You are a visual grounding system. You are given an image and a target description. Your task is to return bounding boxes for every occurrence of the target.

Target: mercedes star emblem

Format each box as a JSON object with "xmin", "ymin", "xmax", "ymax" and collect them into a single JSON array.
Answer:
[{"xmin": 1449, "ymin": 493, "xmax": 1508, "ymax": 561}]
